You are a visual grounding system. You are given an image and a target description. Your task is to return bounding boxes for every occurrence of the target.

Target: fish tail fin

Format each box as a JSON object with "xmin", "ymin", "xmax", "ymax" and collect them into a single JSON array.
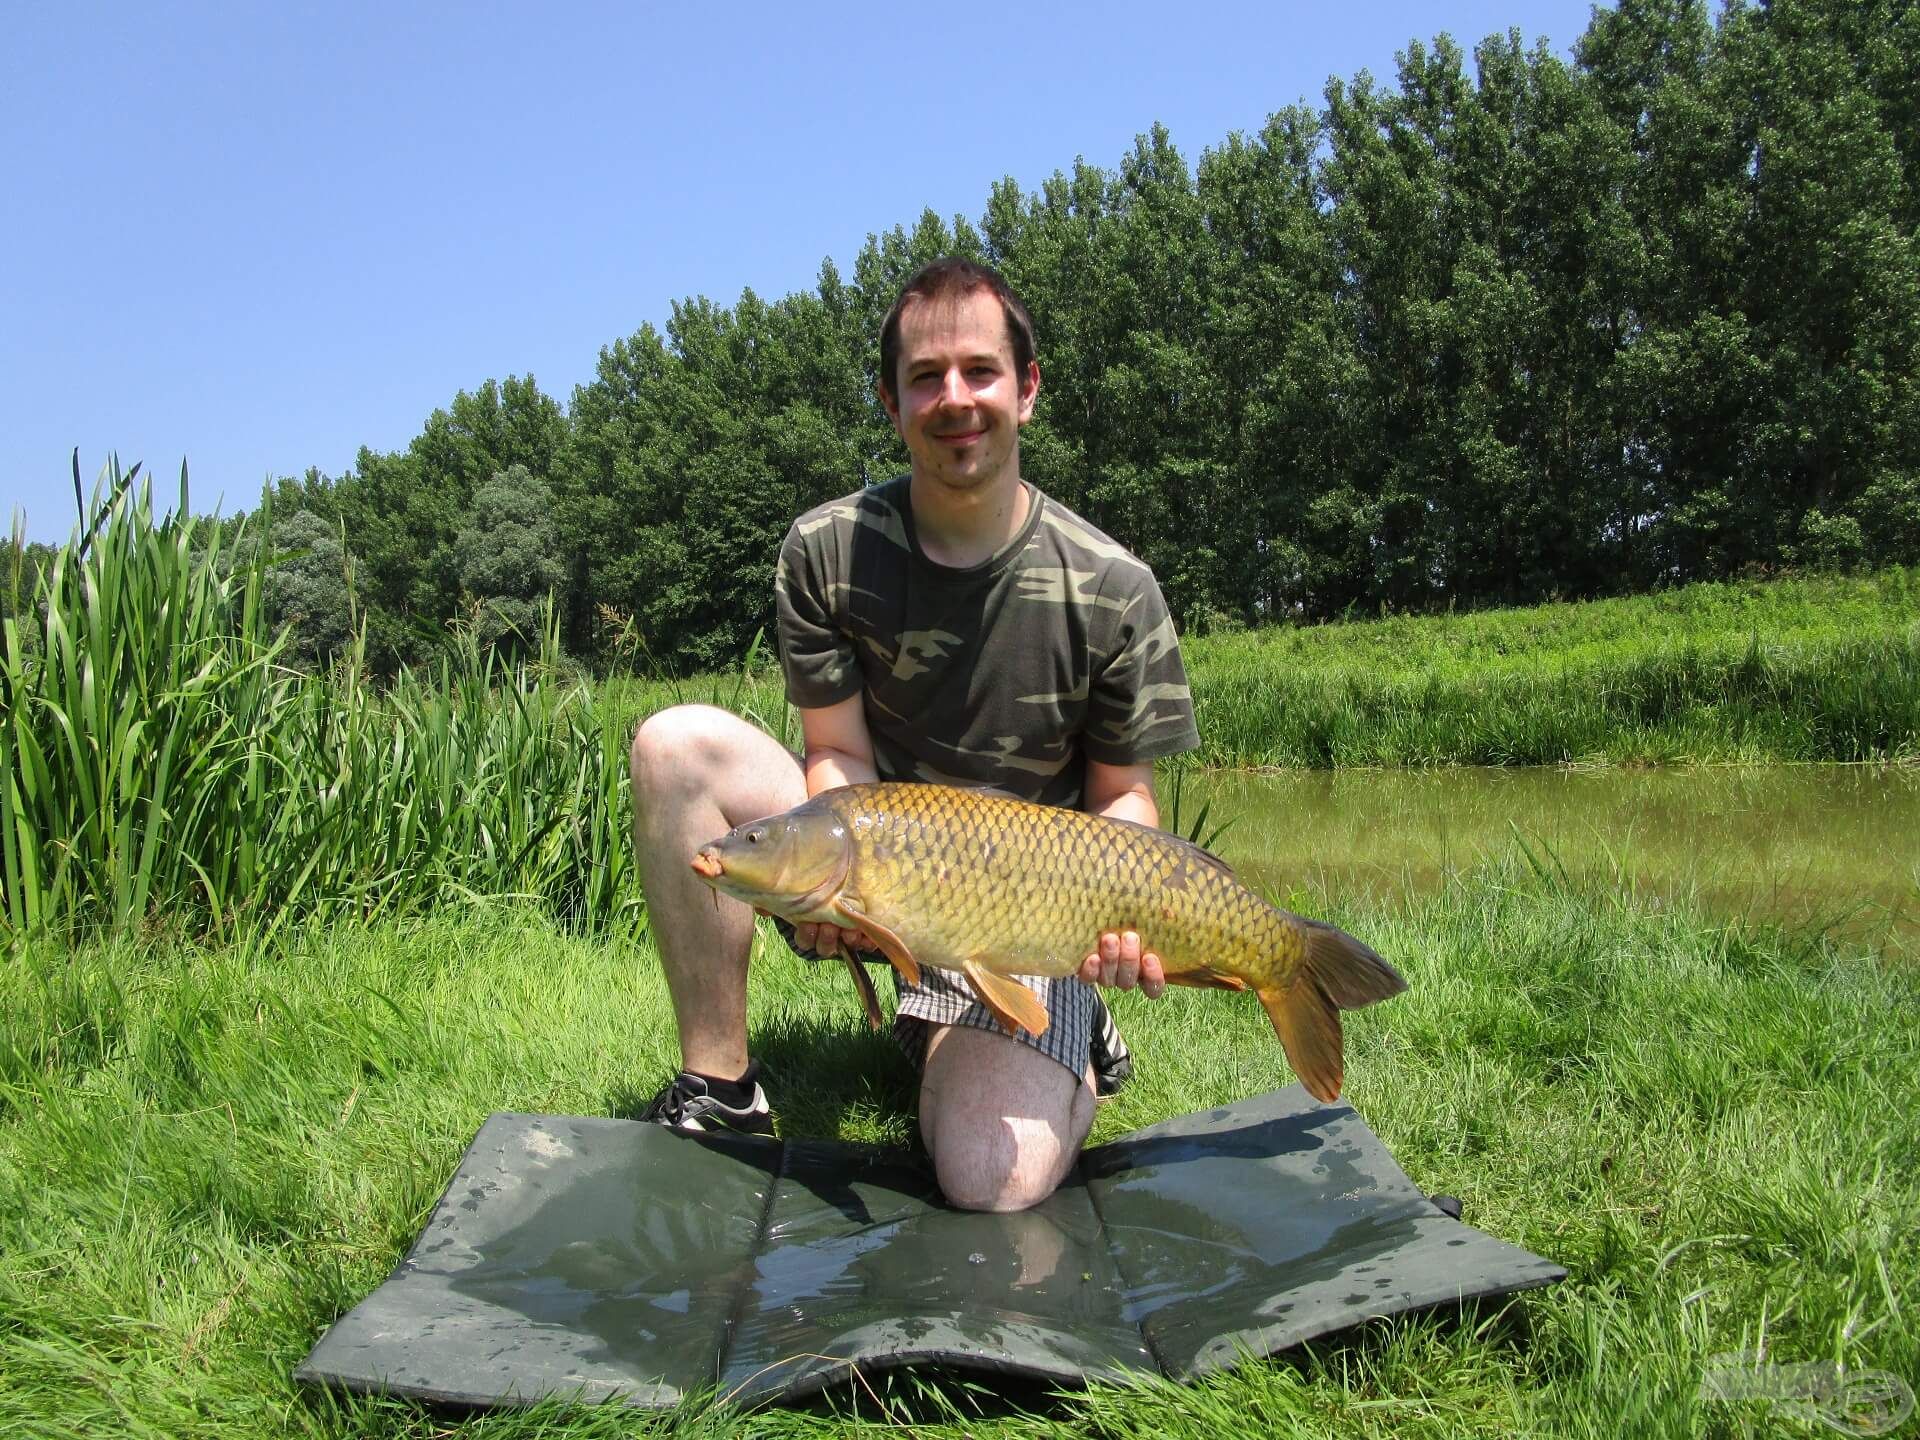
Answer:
[{"xmin": 1257, "ymin": 921, "xmax": 1407, "ymax": 1104}]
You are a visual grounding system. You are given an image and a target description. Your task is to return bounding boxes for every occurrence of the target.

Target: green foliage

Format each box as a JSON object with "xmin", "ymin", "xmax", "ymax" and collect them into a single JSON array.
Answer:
[
  {"xmin": 453, "ymin": 463, "xmax": 567, "ymax": 656},
  {"xmin": 1182, "ymin": 566, "xmax": 1920, "ymax": 767},
  {"xmin": 1, "ymin": 459, "xmax": 281, "ymax": 937},
  {"xmin": 0, "ymin": 461, "xmax": 637, "ymax": 944},
  {"xmin": 265, "ymin": 506, "xmax": 356, "ymax": 667},
  {"xmin": 337, "ymin": 376, "xmax": 568, "ymax": 670}
]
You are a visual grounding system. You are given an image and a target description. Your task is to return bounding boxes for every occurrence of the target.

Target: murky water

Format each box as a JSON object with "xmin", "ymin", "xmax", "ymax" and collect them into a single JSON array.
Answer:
[{"xmin": 1179, "ymin": 765, "xmax": 1919, "ymax": 955}]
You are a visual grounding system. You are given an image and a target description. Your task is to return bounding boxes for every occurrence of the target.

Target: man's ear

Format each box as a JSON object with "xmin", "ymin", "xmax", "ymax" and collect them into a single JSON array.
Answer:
[
  {"xmin": 876, "ymin": 379, "xmax": 903, "ymax": 430},
  {"xmin": 1017, "ymin": 362, "xmax": 1041, "ymax": 423}
]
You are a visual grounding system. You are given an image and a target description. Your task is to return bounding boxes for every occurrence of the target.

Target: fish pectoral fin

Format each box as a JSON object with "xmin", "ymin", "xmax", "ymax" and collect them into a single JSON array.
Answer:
[
  {"xmin": 841, "ymin": 951, "xmax": 884, "ymax": 1031},
  {"xmin": 1164, "ymin": 965, "xmax": 1250, "ymax": 992},
  {"xmin": 960, "ymin": 960, "xmax": 1051, "ymax": 1038},
  {"xmin": 831, "ymin": 901, "xmax": 921, "ymax": 987}
]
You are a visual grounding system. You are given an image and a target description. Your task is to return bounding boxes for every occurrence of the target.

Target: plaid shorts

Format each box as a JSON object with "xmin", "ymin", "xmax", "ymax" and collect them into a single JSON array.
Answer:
[
  {"xmin": 891, "ymin": 968, "xmax": 1096, "ymax": 1083},
  {"xmin": 769, "ymin": 918, "xmax": 1094, "ymax": 1082}
]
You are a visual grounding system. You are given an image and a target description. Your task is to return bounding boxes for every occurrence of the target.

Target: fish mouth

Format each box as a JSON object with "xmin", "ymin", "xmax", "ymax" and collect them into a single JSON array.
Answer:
[{"xmin": 690, "ymin": 849, "xmax": 723, "ymax": 880}]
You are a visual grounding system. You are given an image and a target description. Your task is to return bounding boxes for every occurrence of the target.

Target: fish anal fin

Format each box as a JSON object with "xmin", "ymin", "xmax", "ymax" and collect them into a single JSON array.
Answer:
[
  {"xmin": 841, "ymin": 952, "xmax": 884, "ymax": 1031},
  {"xmin": 1257, "ymin": 982, "xmax": 1345, "ymax": 1104},
  {"xmin": 960, "ymin": 961, "xmax": 1051, "ymax": 1037},
  {"xmin": 832, "ymin": 901, "xmax": 921, "ymax": 986},
  {"xmin": 1164, "ymin": 966, "xmax": 1250, "ymax": 991}
]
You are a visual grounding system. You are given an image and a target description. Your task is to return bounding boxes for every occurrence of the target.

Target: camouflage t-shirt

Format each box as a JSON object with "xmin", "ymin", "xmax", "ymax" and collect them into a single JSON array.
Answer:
[{"xmin": 775, "ymin": 474, "xmax": 1199, "ymax": 809}]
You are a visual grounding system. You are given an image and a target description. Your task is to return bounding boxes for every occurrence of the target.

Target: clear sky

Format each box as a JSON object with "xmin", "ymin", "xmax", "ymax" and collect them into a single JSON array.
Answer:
[{"xmin": 3, "ymin": 1, "xmax": 1605, "ymax": 544}]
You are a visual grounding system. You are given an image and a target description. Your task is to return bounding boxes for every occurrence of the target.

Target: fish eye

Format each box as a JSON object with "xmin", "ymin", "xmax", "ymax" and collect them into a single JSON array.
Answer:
[{"xmin": 746, "ymin": 827, "xmax": 763, "ymax": 844}]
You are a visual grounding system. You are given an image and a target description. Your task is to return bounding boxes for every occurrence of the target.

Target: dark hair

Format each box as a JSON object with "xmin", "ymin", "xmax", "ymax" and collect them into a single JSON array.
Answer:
[{"xmin": 877, "ymin": 256, "xmax": 1037, "ymax": 404}]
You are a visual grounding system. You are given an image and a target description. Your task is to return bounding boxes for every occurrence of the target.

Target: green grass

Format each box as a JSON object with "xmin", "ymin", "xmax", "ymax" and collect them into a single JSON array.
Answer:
[
  {"xmin": 1183, "ymin": 568, "xmax": 1920, "ymax": 768},
  {"xmin": 4, "ymin": 864, "xmax": 1914, "ymax": 1437}
]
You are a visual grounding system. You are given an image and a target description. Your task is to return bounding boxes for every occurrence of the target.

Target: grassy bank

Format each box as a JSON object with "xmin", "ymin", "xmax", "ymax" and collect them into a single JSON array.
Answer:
[
  {"xmin": 4, "ymin": 863, "xmax": 1914, "ymax": 1437},
  {"xmin": 1184, "ymin": 568, "xmax": 1920, "ymax": 768}
]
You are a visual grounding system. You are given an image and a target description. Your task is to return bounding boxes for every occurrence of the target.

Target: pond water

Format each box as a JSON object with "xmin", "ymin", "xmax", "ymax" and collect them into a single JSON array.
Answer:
[{"xmin": 1177, "ymin": 765, "xmax": 1919, "ymax": 957}]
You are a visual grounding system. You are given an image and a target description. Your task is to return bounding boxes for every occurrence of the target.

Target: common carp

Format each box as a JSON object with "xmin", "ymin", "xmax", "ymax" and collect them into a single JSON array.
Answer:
[{"xmin": 690, "ymin": 782, "xmax": 1406, "ymax": 1103}]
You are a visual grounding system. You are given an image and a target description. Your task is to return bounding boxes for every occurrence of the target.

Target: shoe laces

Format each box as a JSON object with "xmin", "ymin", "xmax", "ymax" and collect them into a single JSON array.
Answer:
[{"xmin": 644, "ymin": 1074, "xmax": 710, "ymax": 1126}]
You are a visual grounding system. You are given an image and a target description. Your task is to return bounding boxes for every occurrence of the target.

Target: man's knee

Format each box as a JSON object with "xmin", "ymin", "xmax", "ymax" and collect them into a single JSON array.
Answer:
[
  {"xmin": 931, "ymin": 1116, "xmax": 1074, "ymax": 1213},
  {"xmin": 919, "ymin": 1025, "xmax": 1095, "ymax": 1212},
  {"xmin": 630, "ymin": 704, "xmax": 746, "ymax": 796}
]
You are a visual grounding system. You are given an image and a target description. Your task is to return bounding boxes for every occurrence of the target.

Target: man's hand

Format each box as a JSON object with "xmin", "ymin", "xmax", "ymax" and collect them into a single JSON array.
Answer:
[
  {"xmin": 792, "ymin": 920, "xmax": 877, "ymax": 959},
  {"xmin": 1077, "ymin": 930, "xmax": 1167, "ymax": 999},
  {"xmin": 756, "ymin": 907, "xmax": 874, "ymax": 961}
]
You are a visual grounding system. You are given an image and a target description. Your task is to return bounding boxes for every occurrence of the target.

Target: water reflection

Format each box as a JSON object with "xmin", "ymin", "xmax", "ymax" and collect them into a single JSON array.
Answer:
[{"xmin": 1183, "ymin": 765, "xmax": 1918, "ymax": 954}]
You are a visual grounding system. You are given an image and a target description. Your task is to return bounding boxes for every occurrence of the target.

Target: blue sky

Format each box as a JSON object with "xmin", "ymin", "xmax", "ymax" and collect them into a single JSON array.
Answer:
[{"xmin": 4, "ymin": 1, "xmax": 1605, "ymax": 544}]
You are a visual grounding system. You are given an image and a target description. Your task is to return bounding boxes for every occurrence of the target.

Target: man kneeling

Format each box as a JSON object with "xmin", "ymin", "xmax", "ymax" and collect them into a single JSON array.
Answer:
[{"xmin": 630, "ymin": 257, "xmax": 1198, "ymax": 1212}]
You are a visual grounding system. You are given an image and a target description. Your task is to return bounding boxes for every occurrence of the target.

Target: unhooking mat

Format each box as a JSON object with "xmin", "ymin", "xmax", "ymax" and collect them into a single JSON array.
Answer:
[{"xmin": 296, "ymin": 1087, "xmax": 1564, "ymax": 1409}]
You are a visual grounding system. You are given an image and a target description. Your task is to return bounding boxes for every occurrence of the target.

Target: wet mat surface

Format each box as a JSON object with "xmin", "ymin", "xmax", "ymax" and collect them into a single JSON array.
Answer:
[{"xmin": 297, "ymin": 1088, "xmax": 1564, "ymax": 1408}]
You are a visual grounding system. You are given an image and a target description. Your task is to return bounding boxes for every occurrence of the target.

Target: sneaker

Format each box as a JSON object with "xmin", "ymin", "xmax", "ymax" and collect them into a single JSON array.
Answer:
[
  {"xmin": 640, "ymin": 1061, "xmax": 775, "ymax": 1137},
  {"xmin": 1088, "ymin": 996, "xmax": 1134, "ymax": 1099}
]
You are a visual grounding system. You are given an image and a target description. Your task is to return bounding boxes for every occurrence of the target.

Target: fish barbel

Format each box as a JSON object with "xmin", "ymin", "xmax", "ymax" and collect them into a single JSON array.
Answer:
[{"xmin": 690, "ymin": 782, "xmax": 1406, "ymax": 1102}]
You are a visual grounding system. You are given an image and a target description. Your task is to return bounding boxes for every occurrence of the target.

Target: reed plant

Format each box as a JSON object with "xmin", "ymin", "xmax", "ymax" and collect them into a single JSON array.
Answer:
[
  {"xmin": 1, "ymin": 861, "xmax": 1912, "ymax": 1437},
  {"xmin": 0, "ymin": 461, "xmax": 637, "ymax": 943}
]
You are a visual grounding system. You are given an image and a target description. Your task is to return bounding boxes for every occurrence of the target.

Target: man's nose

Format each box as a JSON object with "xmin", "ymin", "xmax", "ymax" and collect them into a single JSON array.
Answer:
[{"xmin": 936, "ymin": 368, "xmax": 969, "ymax": 407}]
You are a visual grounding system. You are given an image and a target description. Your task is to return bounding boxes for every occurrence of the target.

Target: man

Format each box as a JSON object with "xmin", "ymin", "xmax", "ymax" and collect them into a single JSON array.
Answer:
[{"xmin": 631, "ymin": 257, "xmax": 1199, "ymax": 1212}]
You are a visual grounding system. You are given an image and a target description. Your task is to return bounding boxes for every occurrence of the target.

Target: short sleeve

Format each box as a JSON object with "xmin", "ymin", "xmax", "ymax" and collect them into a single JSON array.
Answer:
[
  {"xmin": 1084, "ymin": 573, "xmax": 1201, "ymax": 766},
  {"xmin": 775, "ymin": 521, "xmax": 862, "ymax": 709}
]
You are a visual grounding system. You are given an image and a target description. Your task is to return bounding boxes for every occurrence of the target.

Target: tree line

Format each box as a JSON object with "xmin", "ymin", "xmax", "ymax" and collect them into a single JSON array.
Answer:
[{"xmin": 17, "ymin": 0, "xmax": 1914, "ymax": 675}]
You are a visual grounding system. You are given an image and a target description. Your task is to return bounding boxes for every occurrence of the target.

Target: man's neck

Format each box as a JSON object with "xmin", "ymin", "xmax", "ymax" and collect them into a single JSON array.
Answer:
[{"xmin": 908, "ymin": 469, "xmax": 1031, "ymax": 569}]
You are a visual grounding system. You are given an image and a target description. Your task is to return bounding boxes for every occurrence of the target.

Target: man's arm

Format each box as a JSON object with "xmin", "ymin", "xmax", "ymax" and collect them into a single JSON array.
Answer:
[
  {"xmin": 1082, "ymin": 757, "xmax": 1158, "ymax": 828},
  {"xmin": 787, "ymin": 694, "xmax": 879, "ymax": 958},
  {"xmin": 1078, "ymin": 759, "xmax": 1169, "ymax": 999},
  {"xmin": 800, "ymin": 692, "xmax": 879, "ymax": 794}
]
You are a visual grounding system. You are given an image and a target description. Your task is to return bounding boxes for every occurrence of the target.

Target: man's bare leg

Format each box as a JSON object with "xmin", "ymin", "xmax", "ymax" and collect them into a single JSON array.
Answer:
[
  {"xmin": 917, "ymin": 1024, "xmax": 1098, "ymax": 1212},
  {"xmin": 629, "ymin": 704, "xmax": 806, "ymax": 1080}
]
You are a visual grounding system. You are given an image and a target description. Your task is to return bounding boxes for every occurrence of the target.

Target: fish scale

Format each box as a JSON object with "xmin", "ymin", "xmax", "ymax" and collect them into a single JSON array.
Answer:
[
  {"xmin": 692, "ymin": 781, "xmax": 1408, "ymax": 1102},
  {"xmin": 845, "ymin": 784, "xmax": 1286, "ymax": 981}
]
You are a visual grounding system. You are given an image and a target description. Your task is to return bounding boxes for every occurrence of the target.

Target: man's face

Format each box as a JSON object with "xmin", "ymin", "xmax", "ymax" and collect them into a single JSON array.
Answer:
[{"xmin": 881, "ymin": 287, "xmax": 1038, "ymax": 496}]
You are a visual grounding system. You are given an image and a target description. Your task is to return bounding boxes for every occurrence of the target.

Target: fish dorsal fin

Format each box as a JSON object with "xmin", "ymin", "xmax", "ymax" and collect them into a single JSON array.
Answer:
[
  {"xmin": 1093, "ymin": 807, "xmax": 1238, "ymax": 878},
  {"xmin": 1146, "ymin": 824, "xmax": 1237, "ymax": 879},
  {"xmin": 959, "ymin": 783, "xmax": 1025, "ymax": 802},
  {"xmin": 960, "ymin": 960, "xmax": 1051, "ymax": 1037}
]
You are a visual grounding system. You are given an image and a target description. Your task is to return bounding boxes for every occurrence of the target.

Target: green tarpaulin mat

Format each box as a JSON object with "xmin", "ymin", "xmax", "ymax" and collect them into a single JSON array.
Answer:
[{"xmin": 296, "ymin": 1087, "xmax": 1564, "ymax": 1409}]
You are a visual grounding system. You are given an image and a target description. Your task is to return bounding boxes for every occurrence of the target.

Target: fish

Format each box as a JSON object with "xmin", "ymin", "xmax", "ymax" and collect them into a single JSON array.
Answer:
[{"xmin": 690, "ymin": 781, "xmax": 1407, "ymax": 1103}]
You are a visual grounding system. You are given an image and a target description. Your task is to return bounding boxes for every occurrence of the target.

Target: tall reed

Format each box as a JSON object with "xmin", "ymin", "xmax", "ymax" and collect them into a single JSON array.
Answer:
[{"xmin": 0, "ymin": 460, "xmax": 637, "ymax": 943}]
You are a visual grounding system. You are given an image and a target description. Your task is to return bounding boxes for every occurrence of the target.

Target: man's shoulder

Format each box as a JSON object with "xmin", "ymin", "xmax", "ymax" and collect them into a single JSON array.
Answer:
[
  {"xmin": 1028, "ymin": 488, "xmax": 1158, "ymax": 584},
  {"xmin": 788, "ymin": 476, "xmax": 912, "ymax": 554}
]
